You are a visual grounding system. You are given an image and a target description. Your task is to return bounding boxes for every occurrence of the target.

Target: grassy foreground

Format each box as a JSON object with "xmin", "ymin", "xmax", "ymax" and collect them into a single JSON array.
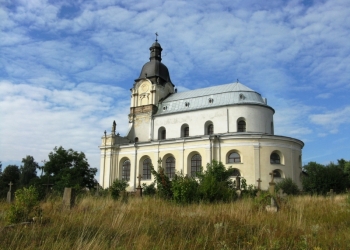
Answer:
[{"xmin": 1, "ymin": 195, "xmax": 350, "ymax": 249}]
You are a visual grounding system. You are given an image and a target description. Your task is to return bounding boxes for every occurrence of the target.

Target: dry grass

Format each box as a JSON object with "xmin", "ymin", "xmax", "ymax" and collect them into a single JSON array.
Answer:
[{"xmin": 1, "ymin": 194, "xmax": 350, "ymax": 249}]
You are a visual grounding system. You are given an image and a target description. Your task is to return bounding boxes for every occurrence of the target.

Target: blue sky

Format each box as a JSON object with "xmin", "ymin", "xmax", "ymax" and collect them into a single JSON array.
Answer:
[{"xmin": 1, "ymin": 0, "xmax": 349, "ymax": 178}]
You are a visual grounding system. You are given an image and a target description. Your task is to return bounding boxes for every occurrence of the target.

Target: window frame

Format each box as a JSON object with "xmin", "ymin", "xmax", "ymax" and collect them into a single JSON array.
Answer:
[
  {"xmin": 143, "ymin": 158, "xmax": 152, "ymax": 180},
  {"xmin": 237, "ymin": 120, "xmax": 246, "ymax": 132},
  {"xmin": 270, "ymin": 153, "xmax": 281, "ymax": 164},
  {"xmin": 122, "ymin": 160, "xmax": 130, "ymax": 181},
  {"xmin": 165, "ymin": 157, "xmax": 176, "ymax": 179},
  {"xmin": 191, "ymin": 154, "xmax": 202, "ymax": 177},
  {"xmin": 228, "ymin": 152, "xmax": 241, "ymax": 163}
]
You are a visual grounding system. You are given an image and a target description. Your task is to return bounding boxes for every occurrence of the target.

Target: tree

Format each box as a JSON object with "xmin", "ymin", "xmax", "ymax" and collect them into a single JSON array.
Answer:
[
  {"xmin": 275, "ymin": 177, "xmax": 299, "ymax": 195},
  {"xmin": 302, "ymin": 161, "xmax": 349, "ymax": 194},
  {"xmin": 197, "ymin": 160, "xmax": 236, "ymax": 202},
  {"xmin": 0, "ymin": 165, "xmax": 20, "ymax": 199},
  {"xmin": 20, "ymin": 156, "xmax": 39, "ymax": 187},
  {"xmin": 43, "ymin": 146, "xmax": 97, "ymax": 192},
  {"xmin": 2, "ymin": 165, "xmax": 21, "ymax": 185},
  {"xmin": 0, "ymin": 161, "xmax": 2, "ymax": 176}
]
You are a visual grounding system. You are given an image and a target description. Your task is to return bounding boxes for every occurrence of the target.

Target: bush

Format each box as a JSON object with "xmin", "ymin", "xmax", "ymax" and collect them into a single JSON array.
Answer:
[
  {"xmin": 197, "ymin": 160, "xmax": 236, "ymax": 202},
  {"xmin": 150, "ymin": 162, "xmax": 172, "ymax": 199},
  {"xmin": 142, "ymin": 182, "xmax": 157, "ymax": 196},
  {"xmin": 276, "ymin": 177, "xmax": 299, "ymax": 195},
  {"xmin": 7, "ymin": 186, "xmax": 40, "ymax": 224},
  {"xmin": 110, "ymin": 179, "xmax": 128, "ymax": 200},
  {"xmin": 171, "ymin": 173, "xmax": 199, "ymax": 204}
]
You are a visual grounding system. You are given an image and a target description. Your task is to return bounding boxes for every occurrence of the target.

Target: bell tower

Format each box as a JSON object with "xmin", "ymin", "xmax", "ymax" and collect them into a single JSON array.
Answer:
[{"xmin": 127, "ymin": 38, "xmax": 175, "ymax": 142}]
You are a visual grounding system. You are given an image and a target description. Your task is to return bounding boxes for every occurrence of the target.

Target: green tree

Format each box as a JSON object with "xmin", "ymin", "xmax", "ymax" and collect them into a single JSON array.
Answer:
[
  {"xmin": 275, "ymin": 177, "xmax": 299, "ymax": 195},
  {"xmin": 171, "ymin": 172, "xmax": 199, "ymax": 204},
  {"xmin": 302, "ymin": 161, "xmax": 349, "ymax": 194},
  {"xmin": 20, "ymin": 156, "xmax": 39, "ymax": 187},
  {"xmin": 43, "ymin": 146, "xmax": 97, "ymax": 193},
  {"xmin": 150, "ymin": 159, "xmax": 173, "ymax": 199},
  {"xmin": 2, "ymin": 165, "xmax": 20, "ymax": 185},
  {"xmin": 197, "ymin": 160, "xmax": 236, "ymax": 202},
  {"xmin": 0, "ymin": 165, "xmax": 20, "ymax": 199}
]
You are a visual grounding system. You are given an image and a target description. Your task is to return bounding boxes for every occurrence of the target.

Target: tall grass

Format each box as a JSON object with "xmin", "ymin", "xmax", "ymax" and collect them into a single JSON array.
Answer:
[{"xmin": 1, "ymin": 194, "xmax": 350, "ymax": 249}]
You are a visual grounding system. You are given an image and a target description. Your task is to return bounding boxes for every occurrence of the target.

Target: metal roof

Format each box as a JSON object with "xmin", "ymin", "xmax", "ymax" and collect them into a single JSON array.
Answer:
[{"xmin": 155, "ymin": 82, "xmax": 270, "ymax": 115}]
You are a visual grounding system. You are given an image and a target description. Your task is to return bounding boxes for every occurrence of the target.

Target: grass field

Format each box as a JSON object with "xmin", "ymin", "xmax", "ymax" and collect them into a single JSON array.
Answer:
[{"xmin": 1, "ymin": 194, "xmax": 350, "ymax": 249}]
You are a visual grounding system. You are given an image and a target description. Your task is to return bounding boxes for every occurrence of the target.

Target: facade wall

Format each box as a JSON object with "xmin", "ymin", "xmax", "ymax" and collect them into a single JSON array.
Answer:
[
  {"xmin": 99, "ymin": 134, "xmax": 303, "ymax": 191},
  {"xmin": 153, "ymin": 105, "xmax": 274, "ymax": 140}
]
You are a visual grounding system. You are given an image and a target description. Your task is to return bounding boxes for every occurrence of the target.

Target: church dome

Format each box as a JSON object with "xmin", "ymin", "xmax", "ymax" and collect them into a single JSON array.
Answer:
[
  {"xmin": 136, "ymin": 40, "xmax": 173, "ymax": 85},
  {"xmin": 138, "ymin": 60, "xmax": 172, "ymax": 83}
]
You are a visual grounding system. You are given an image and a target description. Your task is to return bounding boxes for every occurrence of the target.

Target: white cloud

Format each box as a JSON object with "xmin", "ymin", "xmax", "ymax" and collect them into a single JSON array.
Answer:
[
  {"xmin": 309, "ymin": 106, "xmax": 350, "ymax": 131},
  {"xmin": 316, "ymin": 93, "xmax": 332, "ymax": 99},
  {"xmin": 0, "ymin": 80, "xmax": 130, "ymax": 172},
  {"xmin": 1, "ymin": 0, "xmax": 350, "ymax": 173}
]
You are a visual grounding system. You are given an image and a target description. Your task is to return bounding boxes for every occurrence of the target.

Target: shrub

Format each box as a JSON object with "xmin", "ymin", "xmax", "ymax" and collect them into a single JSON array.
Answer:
[
  {"xmin": 7, "ymin": 186, "xmax": 40, "ymax": 224},
  {"xmin": 142, "ymin": 182, "xmax": 157, "ymax": 196},
  {"xmin": 197, "ymin": 160, "xmax": 236, "ymax": 202},
  {"xmin": 171, "ymin": 173, "xmax": 199, "ymax": 204},
  {"xmin": 110, "ymin": 179, "xmax": 128, "ymax": 200},
  {"xmin": 150, "ymin": 161, "xmax": 172, "ymax": 199},
  {"xmin": 276, "ymin": 177, "xmax": 299, "ymax": 195},
  {"xmin": 241, "ymin": 184, "xmax": 258, "ymax": 198}
]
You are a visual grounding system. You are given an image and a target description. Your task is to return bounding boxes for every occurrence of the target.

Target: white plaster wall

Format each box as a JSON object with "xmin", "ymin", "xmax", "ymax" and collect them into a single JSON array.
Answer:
[
  {"xmin": 101, "ymin": 135, "xmax": 303, "ymax": 190},
  {"xmin": 153, "ymin": 105, "xmax": 274, "ymax": 140}
]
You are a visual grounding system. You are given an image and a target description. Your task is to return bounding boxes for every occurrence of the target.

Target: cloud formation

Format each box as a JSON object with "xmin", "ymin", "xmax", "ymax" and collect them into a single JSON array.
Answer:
[{"xmin": 1, "ymin": 0, "xmax": 350, "ymax": 173}]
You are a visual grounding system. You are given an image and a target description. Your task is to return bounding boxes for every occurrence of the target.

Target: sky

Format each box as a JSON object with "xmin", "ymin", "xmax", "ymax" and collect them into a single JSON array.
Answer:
[{"xmin": 1, "ymin": 0, "xmax": 349, "ymax": 178}]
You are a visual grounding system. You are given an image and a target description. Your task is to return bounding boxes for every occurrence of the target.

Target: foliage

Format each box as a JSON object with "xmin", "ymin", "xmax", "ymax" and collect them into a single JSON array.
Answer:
[
  {"xmin": 276, "ymin": 177, "xmax": 300, "ymax": 195},
  {"xmin": 171, "ymin": 172, "xmax": 199, "ymax": 204},
  {"xmin": 43, "ymin": 146, "xmax": 97, "ymax": 193},
  {"xmin": 6, "ymin": 186, "xmax": 40, "ymax": 224},
  {"xmin": 150, "ymin": 160, "xmax": 172, "ymax": 199},
  {"xmin": 20, "ymin": 155, "xmax": 39, "ymax": 188},
  {"xmin": 142, "ymin": 182, "xmax": 157, "ymax": 196},
  {"xmin": 302, "ymin": 161, "xmax": 349, "ymax": 195},
  {"xmin": 0, "ymin": 165, "xmax": 21, "ymax": 198},
  {"xmin": 2, "ymin": 165, "xmax": 20, "ymax": 184},
  {"xmin": 240, "ymin": 177, "xmax": 247, "ymax": 190},
  {"xmin": 241, "ymin": 184, "xmax": 258, "ymax": 198},
  {"xmin": 110, "ymin": 179, "xmax": 129, "ymax": 200},
  {"xmin": 197, "ymin": 160, "xmax": 236, "ymax": 202}
]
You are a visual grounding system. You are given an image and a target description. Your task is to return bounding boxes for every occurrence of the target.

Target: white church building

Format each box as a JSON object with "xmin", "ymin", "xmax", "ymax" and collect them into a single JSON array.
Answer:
[{"xmin": 99, "ymin": 40, "xmax": 304, "ymax": 190}]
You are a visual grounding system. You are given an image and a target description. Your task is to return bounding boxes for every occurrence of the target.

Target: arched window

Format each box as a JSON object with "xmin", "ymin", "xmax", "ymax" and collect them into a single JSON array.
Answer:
[
  {"xmin": 270, "ymin": 153, "xmax": 281, "ymax": 164},
  {"xmin": 237, "ymin": 120, "xmax": 246, "ymax": 132},
  {"xmin": 161, "ymin": 130, "xmax": 166, "ymax": 139},
  {"xmin": 122, "ymin": 160, "xmax": 130, "ymax": 181},
  {"xmin": 228, "ymin": 152, "xmax": 241, "ymax": 163},
  {"xmin": 207, "ymin": 124, "xmax": 214, "ymax": 135},
  {"xmin": 273, "ymin": 169, "xmax": 282, "ymax": 178},
  {"xmin": 159, "ymin": 127, "xmax": 166, "ymax": 140},
  {"xmin": 143, "ymin": 158, "xmax": 152, "ymax": 180},
  {"xmin": 135, "ymin": 137, "xmax": 139, "ymax": 143},
  {"xmin": 184, "ymin": 127, "xmax": 189, "ymax": 137},
  {"xmin": 191, "ymin": 154, "xmax": 202, "ymax": 177},
  {"xmin": 166, "ymin": 157, "xmax": 175, "ymax": 179},
  {"xmin": 232, "ymin": 168, "xmax": 241, "ymax": 176}
]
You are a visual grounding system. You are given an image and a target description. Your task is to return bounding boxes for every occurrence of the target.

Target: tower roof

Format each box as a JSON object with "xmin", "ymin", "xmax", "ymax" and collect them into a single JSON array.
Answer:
[{"xmin": 135, "ymin": 40, "xmax": 173, "ymax": 86}]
